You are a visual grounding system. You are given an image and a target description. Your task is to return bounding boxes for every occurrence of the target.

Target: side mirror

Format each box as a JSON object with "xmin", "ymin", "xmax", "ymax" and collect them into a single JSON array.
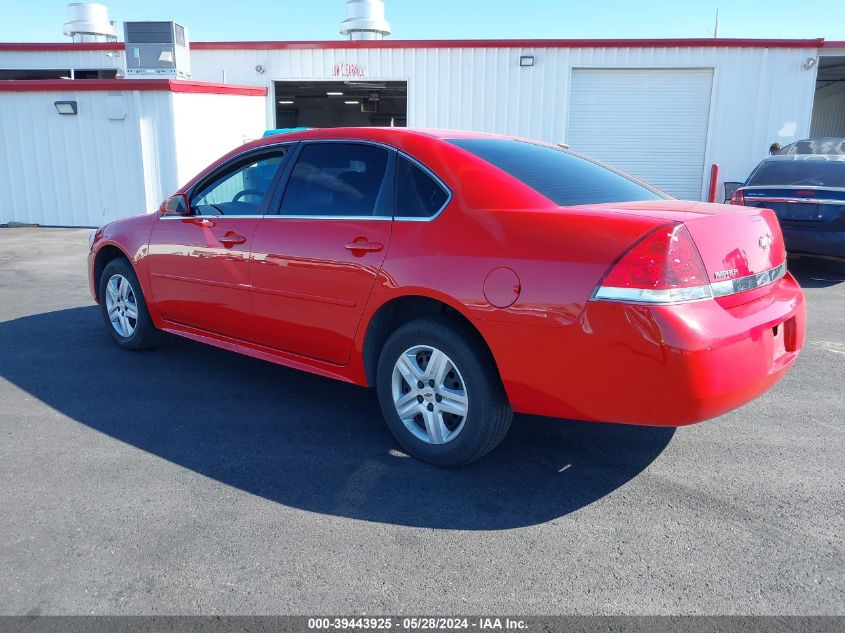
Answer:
[{"xmin": 162, "ymin": 193, "xmax": 190, "ymax": 215}]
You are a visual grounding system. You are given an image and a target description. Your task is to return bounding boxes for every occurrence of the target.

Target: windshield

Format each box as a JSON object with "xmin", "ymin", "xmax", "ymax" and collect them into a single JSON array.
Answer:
[
  {"xmin": 448, "ymin": 138, "xmax": 666, "ymax": 206},
  {"xmin": 747, "ymin": 159, "xmax": 845, "ymax": 188}
]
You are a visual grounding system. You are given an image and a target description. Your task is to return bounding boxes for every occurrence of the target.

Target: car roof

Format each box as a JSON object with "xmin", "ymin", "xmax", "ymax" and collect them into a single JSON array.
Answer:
[
  {"xmin": 258, "ymin": 127, "xmax": 519, "ymax": 144},
  {"xmin": 762, "ymin": 154, "xmax": 845, "ymax": 163},
  {"xmin": 777, "ymin": 137, "xmax": 845, "ymax": 155}
]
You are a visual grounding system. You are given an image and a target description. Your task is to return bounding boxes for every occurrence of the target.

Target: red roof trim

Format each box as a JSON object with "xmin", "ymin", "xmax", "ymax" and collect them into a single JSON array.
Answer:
[
  {"xmin": 0, "ymin": 79, "xmax": 267, "ymax": 96},
  {"xmin": 0, "ymin": 38, "xmax": 826, "ymax": 53},
  {"xmin": 190, "ymin": 37, "xmax": 825, "ymax": 50},
  {"xmin": 821, "ymin": 40, "xmax": 845, "ymax": 48},
  {"xmin": 0, "ymin": 42, "xmax": 123, "ymax": 51}
]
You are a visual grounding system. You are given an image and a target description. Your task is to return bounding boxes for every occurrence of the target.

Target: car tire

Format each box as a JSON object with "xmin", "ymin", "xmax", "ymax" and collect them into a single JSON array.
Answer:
[
  {"xmin": 98, "ymin": 258, "xmax": 162, "ymax": 351},
  {"xmin": 376, "ymin": 316, "xmax": 512, "ymax": 466}
]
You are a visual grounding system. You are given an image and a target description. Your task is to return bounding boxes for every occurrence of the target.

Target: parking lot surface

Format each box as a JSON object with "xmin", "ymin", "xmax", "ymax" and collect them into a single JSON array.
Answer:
[{"xmin": 0, "ymin": 227, "xmax": 842, "ymax": 615}]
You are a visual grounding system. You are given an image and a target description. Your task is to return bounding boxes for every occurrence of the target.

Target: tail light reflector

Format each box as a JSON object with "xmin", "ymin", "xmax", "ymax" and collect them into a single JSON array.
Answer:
[{"xmin": 593, "ymin": 224, "xmax": 712, "ymax": 304}]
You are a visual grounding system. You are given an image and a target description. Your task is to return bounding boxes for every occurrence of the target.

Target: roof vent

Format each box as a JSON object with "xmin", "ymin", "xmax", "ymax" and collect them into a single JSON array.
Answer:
[
  {"xmin": 340, "ymin": 0, "xmax": 390, "ymax": 40},
  {"xmin": 63, "ymin": 3, "xmax": 117, "ymax": 42}
]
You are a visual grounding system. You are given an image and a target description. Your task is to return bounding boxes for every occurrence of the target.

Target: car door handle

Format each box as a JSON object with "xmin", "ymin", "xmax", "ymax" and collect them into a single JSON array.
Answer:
[
  {"xmin": 219, "ymin": 233, "xmax": 247, "ymax": 246},
  {"xmin": 344, "ymin": 240, "xmax": 383, "ymax": 253}
]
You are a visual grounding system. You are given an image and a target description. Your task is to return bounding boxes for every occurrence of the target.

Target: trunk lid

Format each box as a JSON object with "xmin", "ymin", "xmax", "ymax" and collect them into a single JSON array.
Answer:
[{"xmin": 578, "ymin": 199, "xmax": 786, "ymax": 285}]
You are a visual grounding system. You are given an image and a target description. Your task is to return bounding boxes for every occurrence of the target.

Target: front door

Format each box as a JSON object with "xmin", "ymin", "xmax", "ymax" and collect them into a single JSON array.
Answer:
[
  {"xmin": 147, "ymin": 147, "xmax": 289, "ymax": 339},
  {"xmin": 249, "ymin": 141, "xmax": 394, "ymax": 364}
]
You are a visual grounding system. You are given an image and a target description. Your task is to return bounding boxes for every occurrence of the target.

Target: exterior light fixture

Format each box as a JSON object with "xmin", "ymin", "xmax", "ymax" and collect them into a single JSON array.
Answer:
[
  {"xmin": 278, "ymin": 100, "xmax": 294, "ymax": 104},
  {"xmin": 344, "ymin": 100, "xmax": 360, "ymax": 105},
  {"xmin": 54, "ymin": 100, "xmax": 78, "ymax": 115},
  {"xmin": 803, "ymin": 57, "xmax": 817, "ymax": 70},
  {"xmin": 326, "ymin": 91, "xmax": 344, "ymax": 96},
  {"xmin": 519, "ymin": 55, "xmax": 535, "ymax": 67}
]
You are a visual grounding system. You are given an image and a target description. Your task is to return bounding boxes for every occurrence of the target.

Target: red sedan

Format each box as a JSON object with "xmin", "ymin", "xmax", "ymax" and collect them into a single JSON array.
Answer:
[{"xmin": 88, "ymin": 128, "xmax": 806, "ymax": 465}]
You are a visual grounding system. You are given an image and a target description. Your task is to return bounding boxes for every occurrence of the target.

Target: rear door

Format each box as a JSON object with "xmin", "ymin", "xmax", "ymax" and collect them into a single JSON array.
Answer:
[
  {"xmin": 147, "ymin": 146, "xmax": 290, "ymax": 339},
  {"xmin": 248, "ymin": 141, "xmax": 395, "ymax": 364}
]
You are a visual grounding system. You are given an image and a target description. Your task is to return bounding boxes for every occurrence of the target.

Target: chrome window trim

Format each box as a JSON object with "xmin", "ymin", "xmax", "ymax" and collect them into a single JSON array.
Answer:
[
  {"xmin": 393, "ymin": 151, "xmax": 453, "ymax": 222},
  {"xmin": 272, "ymin": 139, "xmax": 453, "ymax": 222},
  {"xmin": 296, "ymin": 138, "xmax": 394, "ymax": 151},
  {"xmin": 742, "ymin": 185, "xmax": 845, "ymax": 193},
  {"xmin": 160, "ymin": 138, "xmax": 455, "ymax": 223},
  {"xmin": 160, "ymin": 141, "xmax": 297, "ymax": 221},
  {"xmin": 263, "ymin": 215, "xmax": 393, "ymax": 221},
  {"xmin": 159, "ymin": 214, "xmax": 266, "ymax": 220},
  {"xmin": 274, "ymin": 138, "xmax": 396, "ymax": 220},
  {"xmin": 186, "ymin": 141, "xmax": 297, "ymax": 200},
  {"xmin": 592, "ymin": 262, "xmax": 788, "ymax": 305},
  {"xmin": 742, "ymin": 197, "xmax": 845, "ymax": 206}
]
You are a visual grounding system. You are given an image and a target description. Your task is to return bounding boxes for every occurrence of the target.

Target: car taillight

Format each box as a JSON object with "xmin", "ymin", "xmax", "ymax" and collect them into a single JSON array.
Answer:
[
  {"xmin": 592, "ymin": 223, "xmax": 712, "ymax": 304},
  {"xmin": 730, "ymin": 188, "xmax": 745, "ymax": 205}
]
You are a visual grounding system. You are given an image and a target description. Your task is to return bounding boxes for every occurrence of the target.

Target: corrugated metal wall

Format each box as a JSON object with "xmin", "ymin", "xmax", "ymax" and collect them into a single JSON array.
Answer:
[
  {"xmin": 0, "ymin": 89, "xmax": 265, "ymax": 227},
  {"xmin": 0, "ymin": 44, "xmax": 820, "ymax": 209},
  {"xmin": 810, "ymin": 83, "xmax": 845, "ymax": 137},
  {"xmin": 0, "ymin": 49, "xmax": 124, "ymax": 74},
  {"xmin": 0, "ymin": 89, "xmax": 170, "ymax": 226},
  {"xmin": 189, "ymin": 45, "xmax": 818, "ymax": 200}
]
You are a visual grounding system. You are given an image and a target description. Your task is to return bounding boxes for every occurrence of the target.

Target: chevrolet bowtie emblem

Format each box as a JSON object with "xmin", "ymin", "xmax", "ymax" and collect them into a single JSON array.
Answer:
[{"xmin": 759, "ymin": 234, "xmax": 773, "ymax": 251}]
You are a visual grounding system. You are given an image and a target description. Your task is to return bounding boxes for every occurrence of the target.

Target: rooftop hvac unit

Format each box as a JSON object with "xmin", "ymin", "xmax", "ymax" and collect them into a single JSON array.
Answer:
[{"xmin": 124, "ymin": 21, "xmax": 190, "ymax": 79}]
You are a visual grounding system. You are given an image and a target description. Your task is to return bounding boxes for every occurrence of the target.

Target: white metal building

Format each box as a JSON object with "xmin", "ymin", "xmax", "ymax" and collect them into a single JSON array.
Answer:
[{"xmin": 1, "ymin": 1, "xmax": 844, "ymax": 227}]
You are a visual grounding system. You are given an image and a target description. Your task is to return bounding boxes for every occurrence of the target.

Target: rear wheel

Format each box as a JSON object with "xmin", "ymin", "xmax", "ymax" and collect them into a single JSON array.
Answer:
[
  {"xmin": 98, "ymin": 258, "xmax": 162, "ymax": 350},
  {"xmin": 376, "ymin": 317, "xmax": 512, "ymax": 466}
]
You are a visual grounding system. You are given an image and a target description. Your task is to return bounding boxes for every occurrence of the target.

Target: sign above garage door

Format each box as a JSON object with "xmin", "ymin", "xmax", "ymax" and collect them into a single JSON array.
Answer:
[{"xmin": 567, "ymin": 68, "xmax": 714, "ymax": 201}]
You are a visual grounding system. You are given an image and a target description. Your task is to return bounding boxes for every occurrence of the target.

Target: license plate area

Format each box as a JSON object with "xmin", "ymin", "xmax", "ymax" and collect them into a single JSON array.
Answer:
[
  {"xmin": 780, "ymin": 202, "xmax": 826, "ymax": 222},
  {"xmin": 746, "ymin": 201, "xmax": 832, "ymax": 223}
]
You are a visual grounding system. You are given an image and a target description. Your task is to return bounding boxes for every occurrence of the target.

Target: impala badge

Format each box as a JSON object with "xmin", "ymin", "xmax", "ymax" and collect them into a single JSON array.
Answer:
[
  {"xmin": 759, "ymin": 234, "xmax": 774, "ymax": 251},
  {"xmin": 714, "ymin": 268, "xmax": 738, "ymax": 279}
]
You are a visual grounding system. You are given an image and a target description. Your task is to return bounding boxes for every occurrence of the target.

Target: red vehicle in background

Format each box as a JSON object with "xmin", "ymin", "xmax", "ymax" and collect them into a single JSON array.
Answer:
[{"xmin": 88, "ymin": 128, "xmax": 805, "ymax": 465}]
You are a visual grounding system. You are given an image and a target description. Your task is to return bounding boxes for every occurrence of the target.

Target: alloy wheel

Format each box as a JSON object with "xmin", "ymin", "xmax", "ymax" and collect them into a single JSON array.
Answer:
[
  {"xmin": 104, "ymin": 273, "xmax": 138, "ymax": 338},
  {"xmin": 391, "ymin": 345, "xmax": 469, "ymax": 444}
]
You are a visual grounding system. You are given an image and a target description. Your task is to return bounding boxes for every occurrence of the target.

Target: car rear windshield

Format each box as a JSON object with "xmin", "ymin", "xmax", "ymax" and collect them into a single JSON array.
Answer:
[
  {"xmin": 747, "ymin": 159, "xmax": 845, "ymax": 188},
  {"xmin": 447, "ymin": 138, "xmax": 665, "ymax": 206}
]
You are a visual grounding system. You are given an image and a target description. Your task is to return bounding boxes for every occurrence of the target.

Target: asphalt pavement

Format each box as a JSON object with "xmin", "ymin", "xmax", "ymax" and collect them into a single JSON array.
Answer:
[{"xmin": 0, "ymin": 227, "xmax": 842, "ymax": 615}]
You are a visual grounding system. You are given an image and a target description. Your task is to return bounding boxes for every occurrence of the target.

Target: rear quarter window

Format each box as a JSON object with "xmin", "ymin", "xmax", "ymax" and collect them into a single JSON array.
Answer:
[
  {"xmin": 395, "ymin": 155, "xmax": 450, "ymax": 218},
  {"xmin": 448, "ymin": 138, "xmax": 666, "ymax": 206}
]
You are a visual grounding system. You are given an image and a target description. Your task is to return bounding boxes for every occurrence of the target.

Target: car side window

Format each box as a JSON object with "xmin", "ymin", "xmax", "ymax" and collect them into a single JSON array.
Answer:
[
  {"xmin": 192, "ymin": 150, "xmax": 288, "ymax": 216},
  {"xmin": 395, "ymin": 155, "xmax": 449, "ymax": 218},
  {"xmin": 280, "ymin": 143, "xmax": 391, "ymax": 217}
]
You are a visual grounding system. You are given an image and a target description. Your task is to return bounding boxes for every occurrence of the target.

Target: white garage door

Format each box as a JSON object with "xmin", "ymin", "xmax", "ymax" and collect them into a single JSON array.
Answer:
[{"xmin": 568, "ymin": 68, "xmax": 713, "ymax": 200}]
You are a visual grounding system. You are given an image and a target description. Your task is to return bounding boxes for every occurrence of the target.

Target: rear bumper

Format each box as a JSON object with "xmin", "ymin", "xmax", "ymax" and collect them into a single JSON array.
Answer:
[
  {"xmin": 782, "ymin": 225, "xmax": 845, "ymax": 260},
  {"xmin": 480, "ymin": 274, "xmax": 806, "ymax": 426}
]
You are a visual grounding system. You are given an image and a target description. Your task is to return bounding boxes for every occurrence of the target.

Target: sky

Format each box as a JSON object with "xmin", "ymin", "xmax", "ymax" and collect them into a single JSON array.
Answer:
[{"xmin": 1, "ymin": 0, "xmax": 843, "ymax": 42}]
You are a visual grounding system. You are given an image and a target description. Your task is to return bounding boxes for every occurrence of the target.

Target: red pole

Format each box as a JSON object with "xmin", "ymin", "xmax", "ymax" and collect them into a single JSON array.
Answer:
[{"xmin": 708, "ymin": 163, "xmax": 720, "ymax": 203}]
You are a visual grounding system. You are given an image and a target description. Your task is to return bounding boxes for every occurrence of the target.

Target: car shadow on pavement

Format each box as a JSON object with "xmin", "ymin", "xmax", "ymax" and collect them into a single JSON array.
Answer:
[
  {"xmin": 788, "ymin": 256, "xmax": 845, "ymax": 289},
  {"xmin": 0, "ymin": 306, "xmax": 674, "ymax": 530}
]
